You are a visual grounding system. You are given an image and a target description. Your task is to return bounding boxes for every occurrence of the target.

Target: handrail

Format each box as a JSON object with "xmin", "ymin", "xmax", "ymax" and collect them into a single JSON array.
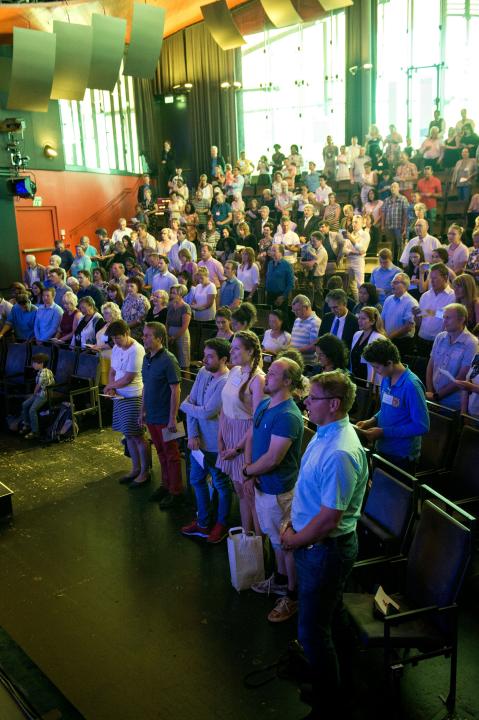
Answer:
[{"xmin": 68, "ymin": 184, "xmax": 139, "ymax": 237}]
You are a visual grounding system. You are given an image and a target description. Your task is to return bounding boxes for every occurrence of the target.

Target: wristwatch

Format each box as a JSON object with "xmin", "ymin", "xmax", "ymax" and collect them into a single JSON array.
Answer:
[{"xmin": 242, "ymin": 465, "xmax": 250, "ymax": 478}]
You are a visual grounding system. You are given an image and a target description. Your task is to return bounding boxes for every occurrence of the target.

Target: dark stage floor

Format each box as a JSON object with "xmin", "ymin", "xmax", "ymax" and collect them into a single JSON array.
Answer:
[{"xmin": 0, "ymin": 429, "xmax": 477, "ymax": 720}]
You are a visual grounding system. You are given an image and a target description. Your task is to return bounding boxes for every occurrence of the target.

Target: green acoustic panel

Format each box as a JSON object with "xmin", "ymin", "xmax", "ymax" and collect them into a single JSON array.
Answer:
[
  {"xmin": 201, "ymin": 0, "xmax": 246, "ymax": 51},
  {"xmin": 0, "ymin": 57, "xmax": 11, "ymax": 93},
  {"xmin": 7, "ymin": 28, "xmax": 56, "ymax": 112},
  {"xmin": 87, "ymin": 14, "xmax": 127, "ymax": 91},
  {"xmin": 123, "ymin": 4, "xmax": 165, "ymax": 78},
  {"xmin": 51, "ymin": 21, "xmax": 93, "ymax": 101},
  {"xmin": 258, "ymin": 0, "xmax": 302, "ymax": 27},
  {"xmin": 320, "ymin": 0, "xmax": 353, "ymax": 9}
]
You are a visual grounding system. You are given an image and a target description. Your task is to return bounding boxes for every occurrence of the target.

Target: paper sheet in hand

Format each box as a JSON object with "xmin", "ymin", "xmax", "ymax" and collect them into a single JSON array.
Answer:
[
  {"xmin": 162, "ymin": 422, "xmax": 186, "ymax": 441},
  {"xmin": 374, "ymin": 585, "xmax": 400, "ymax": 616},
  {"xmin": 438, "ymin": 368, "xmax": 456, "ymax": 383},
  {"xmin": 191, "ymin": 449, "xmax": 205, "ymax": 468}
]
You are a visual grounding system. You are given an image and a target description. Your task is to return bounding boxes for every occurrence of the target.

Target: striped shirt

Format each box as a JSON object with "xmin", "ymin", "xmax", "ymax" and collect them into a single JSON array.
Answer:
[{"xmin": 291, "ymin": 313, "xmax": 322, "ymax": 364}]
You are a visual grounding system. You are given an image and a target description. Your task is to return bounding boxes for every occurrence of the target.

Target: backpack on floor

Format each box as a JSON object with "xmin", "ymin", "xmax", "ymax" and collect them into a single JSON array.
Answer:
[{"xmin": 44, "ymin": 402, "xmax": 78, "ymax": 443}]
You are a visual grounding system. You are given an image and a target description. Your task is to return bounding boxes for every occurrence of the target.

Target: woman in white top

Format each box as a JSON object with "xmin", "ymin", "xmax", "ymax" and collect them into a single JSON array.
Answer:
[
  {"xmin": 237, "ymin": 247, "xmax": 260, "ymax": 301},
  {"xmin": 190, "ymin": 267, "xmax": 217, "ymax": 322},
  {"xmin": 197, "ymin": 174, "xmax": 213, "ymax": 203},
  {"xmin": 262, "ymin": 309, "xmax": 291, "ymax": 358},
  {"xmin": 217, "ymin": 331, "xmax": 265, "ymax": 533},
  {"xmin": 87, "ymin": 301, "xmax": 122, "ymax": 385},
  {"xmin": 344, "ymin": 214, "xmax": 371, "ymax": 301},
  {"xmin": 104, "ymin": 319, "xmax": 149, "ymax": 486},
  {"xmin": 336, "ymin": 145, "xmax": 350, "ymax": 181},
  {"xmin": 457, "ymin": 353, "xmax": 479, "ymax": 417},
  {"xmin": 350, "ymin": 307, "xmax": 387, "ymax": 384}
]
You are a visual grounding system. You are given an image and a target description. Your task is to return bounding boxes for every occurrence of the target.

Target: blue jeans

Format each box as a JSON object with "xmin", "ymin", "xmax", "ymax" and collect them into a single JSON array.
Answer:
[
  {"xmin": 294, "ymin": 532, "xmax": 358, "ymax": 711},
  {"xmin": 22, "ymin": 394, "xmax": 47, "ymax": 434},
  {"xmin": 457, "ymin": 185, "xmax": 471, "ymax": 202},
  {"xmin": 189, "ymin": 451, "xmax": 232, "ymax": 527}
]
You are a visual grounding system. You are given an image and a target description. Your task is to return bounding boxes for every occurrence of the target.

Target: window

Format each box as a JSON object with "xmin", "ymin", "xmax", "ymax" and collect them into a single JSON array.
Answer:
[
  {"xmin": 59, "ymin": 70, "xmax": 142, "ymax": 174},
  {"xmin": 376, "ymin": 0, "xmax": 479, "ymax": 144},
  {"xmin": 240, "ymin": 13, "xmax": 346, "ymax": 167}
]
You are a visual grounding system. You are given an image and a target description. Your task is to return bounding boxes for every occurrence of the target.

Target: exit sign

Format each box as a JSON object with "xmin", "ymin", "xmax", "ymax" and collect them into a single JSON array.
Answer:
[{"xmin": 33, "ymin": 196, "xmax": 43, "ymax": 207}]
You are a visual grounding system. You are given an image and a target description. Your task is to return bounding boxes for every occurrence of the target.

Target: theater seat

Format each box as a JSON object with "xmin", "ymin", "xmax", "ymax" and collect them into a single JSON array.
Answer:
[{"xmin": 346, "ymin": 491, "xmax": 474, "ymax": 715}]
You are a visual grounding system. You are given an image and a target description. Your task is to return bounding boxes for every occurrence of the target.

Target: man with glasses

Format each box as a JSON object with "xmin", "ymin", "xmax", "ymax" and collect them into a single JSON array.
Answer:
[
  {"xmin": 399, "ymin": 218, "xmax": 440, "ymax": 267},
  {"xmin": 381, "ymin": 272, "xmax": 418, "ymax": 356},
  {"xmin": 280, "ymin": 370, "xmax": 368, "ymax": 719},
  {"xmin": 242, "ymin": 358, "xmax": 304, "ymax": 623}
]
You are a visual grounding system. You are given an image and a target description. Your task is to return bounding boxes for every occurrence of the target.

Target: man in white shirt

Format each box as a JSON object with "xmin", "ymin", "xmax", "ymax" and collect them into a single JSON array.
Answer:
[
  {"xmin": 151, "ymin": 256, "xmax": 177, "ymax": 293},
  {"xmin": 343, "ymin": 215, "xmax": 370, "ymax": 301},
  {"xmin": 414, "ymin": 262, "xmax": 455, "ymax": 356},
  {"xmin": 134, "ymin": 223, "xmax": 157, "ymax": 254},
  {"xmin": 168, "ymin": 227, "xmax": 197, "ymax": 272},
  {"xmin": 273, "ymin": 217, "xmax": 300, "ymax": 265},
  {"xmin": 350, "ymin": 146, "xmax": 370, "ymax": 185},
  {"xmin": 346, "ymin": 136, "xmax": 361, "ymax": 165},
  {"xmin": 112, "ymin": 218, "xmax": 132, "ymax": 245},
  {"xmin": 381, "ymin": 273, "xmax": 418, "ymax": 356},
  {"xmin": 300, "ymin": 232, "xmax": 328, "ymax": 311},
  {"xmin": 314, "ymin": 176, "xmax": 333, "ymax": 205},
  {"xmin": 400, "ymin": 219, "xmax": 441, "ymax": 266},
  {"xmin": 291, "ymin": 295, "xmax": 322, "ymax": 365}
]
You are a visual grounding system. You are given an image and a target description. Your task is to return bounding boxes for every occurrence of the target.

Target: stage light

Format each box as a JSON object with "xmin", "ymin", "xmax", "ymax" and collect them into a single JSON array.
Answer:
[
  {"xmin": 220, "ymin": 81, "xmax": 231, "ymax": 89},
  {"xmin": 7, "ymin": 176, "xmax": 37, "ymax": 199},
  {"xmin": 363, "ymin": 63, "xmax": 373, "ymax": 70},
  {"xmin": 184, "ymin": 82, "xmax": 193, "ymax": 89},
  {"xmin": 233, "ymin": 81, "xmax": 242, "ymax": 89}
]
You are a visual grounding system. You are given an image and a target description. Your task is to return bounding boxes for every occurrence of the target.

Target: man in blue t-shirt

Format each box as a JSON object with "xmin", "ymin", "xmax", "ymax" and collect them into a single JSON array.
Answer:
[{"xmin": 242, "ymin": 358, "xmax": 304, "ymax": 624}]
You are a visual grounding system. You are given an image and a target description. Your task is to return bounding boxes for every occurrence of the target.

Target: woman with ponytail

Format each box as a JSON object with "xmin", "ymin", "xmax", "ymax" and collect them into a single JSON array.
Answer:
[{"xmin": 217, "ymin": 331, "xmax": 265, "ymax": 532}]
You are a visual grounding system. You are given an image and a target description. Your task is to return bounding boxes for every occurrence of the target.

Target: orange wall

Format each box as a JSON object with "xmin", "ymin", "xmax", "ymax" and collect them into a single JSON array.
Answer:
[{"xmin": 15, "ymin": 170, "xmax": 142, "ymax": 270}]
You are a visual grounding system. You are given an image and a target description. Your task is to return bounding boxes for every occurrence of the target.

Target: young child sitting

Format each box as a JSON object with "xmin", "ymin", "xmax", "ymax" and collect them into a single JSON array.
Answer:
[{"xmin": 20, "ymin": 353, "xmax": 55, "ymax": 440}]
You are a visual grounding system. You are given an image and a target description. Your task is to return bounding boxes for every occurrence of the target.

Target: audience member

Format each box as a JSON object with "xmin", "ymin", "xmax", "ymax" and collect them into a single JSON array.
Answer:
[
  {"xmin": 381, "ymin": 182, "xmax": 409, "ymax": 263},
  {"xmin": 415, "ymin": 263, "xmax": 455, "ymax": 355},
  {"xmin": 54, "ymin": 240, "xmax": 74, "ymax": 272},
  {"xmin": 146, "ymin": 289, "xmax": 169, "ymax": 324},
  {"xmin": 231, "ymin": 303, "xmax": 257, "ymax": 332},
  {"xmin": 55, "ymin": 292, "xmax": 81, "ymax": 344},
  {"xmin": 71, "ymin": 297, "xmax": 105, "ymax": 349},
  {"xmin": 190, "ymin": 267, "xmax": 217, "ymax": 322},
  {"xmin": 139, "ymin": 321, "xmax": 184, "ymax": 505},
  {"xmin": 219, "ymin": 261, "xmax": 244, "ymax": 310},
  {"xmin": 217, "ymin": 331, "xmax": 265, "ymax": 533},
  {"xmin": 320, "ymin": 289, "xmax": 359, "ymax": 347},
  {"xmin": 308, "ymin": 333, "xmax": 349, "ymax": 377},
  {"xmin": 0, "ymin": 293, "xmax": 36, "ymax": 341},
  {"xmin": 426, "ymin": 303, "xmax": 478, "ymax": 409},
  {"xmin": 291, "ymin": 295, "xmax": 322, "ymax": 365},
  {"xmin": 244, "ymin": 358, "xmax": 304, "ymax": 622},
  {"xmin": 70, "ymin": 245, "xmax": 92, "ymax": 278},
  {"xmin": 381, "ymin": 273, "xmax": 418, "ymax": 355},
  {"xmin": 446, "ymin": 224, "xmax": 469, "ymax": 275},
  {"xmin": 456, "ymin": 350, "xmax": 479, "ymax": 417},
  {"xmin": 77, "ymin": 270, "xmax": 105, "ymax": 310},
  {"xmin": 358, "ymin": 339, "xmax": 429, "ymax": 472},
  {"xmin": 34, "ymin": 287, "xmax": 63, "ymax": 341},
  {"xmin": 352, "ymin": 282, "xmax": 382, "ymax": 315},
  {"xmin": 166, "ymin": 285, "xmax": 191, "ymax": 370},
  {"xmin": 198, "ymin": 244, "xmax": 225, "ymax": 288},
  {"xmin": 23, "ymin": 255, "xmax": 46, "ymax": 287},
  {"xmin": 265, "ymin": 244, "xmax": 295, "ymax": 309},
  {"xmin": 181, "ymin": 338, "xmax": 232, "ymax": 543},
  {"xmin": 417, "ymin": 165, "xmax": 442, "ymax": 225},
  {"xmin": 370, "ymin": 249, "xmax": 401, "ymax": 303},
  {"xmin": 20, "ymin": 353, "xmax": 55, "ymax": 440},
  {"xmin": 350, "ymin": 307, "xmax": 386, "ymax": 382},
  {"xmin": 452, "ymin": 273, "xmax": 479, "ymax": 331},
  {"xmin": 281, "ymin": 371, "xmax": 368, "ymax": 720},
  {"xmin": 451, "ymin": 147, "xmax": 477, "ymax": 202},
  {"xmin": 214, "ymin": 307, "xmax": 234, "ymax": 341},
  {"xmin": 405, "ymin": 245, "xmax": 429, "ymax": 300},
  {"xmin": 121, "ymin": 278, "xmax": 150, "ymax": 342},
  {"xmin": 262, "ymin": 309, "xmax": 291, "ymax": 358},
  {"xmin": 151, "ymin": 256, "xmax": 177, "ymax": 294}
]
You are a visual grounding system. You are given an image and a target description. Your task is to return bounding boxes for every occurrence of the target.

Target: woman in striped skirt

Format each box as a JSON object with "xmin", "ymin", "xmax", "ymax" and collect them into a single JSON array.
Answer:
[
  {"xmin": 104, "ymin": 319, "xmax": 150, "ymax": 487},
  {"xmin": 166, "ymin": 285, "xmax": 191, "ymax": 370}
]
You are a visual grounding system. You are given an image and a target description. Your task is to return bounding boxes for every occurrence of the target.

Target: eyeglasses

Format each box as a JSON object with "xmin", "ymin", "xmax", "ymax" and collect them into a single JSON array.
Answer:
[{"xmin": 307, "ymin": 395, "xmax": 342, "ymax": 402}]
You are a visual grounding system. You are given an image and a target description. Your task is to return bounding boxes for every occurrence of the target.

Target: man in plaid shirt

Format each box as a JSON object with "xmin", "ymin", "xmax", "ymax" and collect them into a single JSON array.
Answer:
[{"xmin": 381, "ymin": 181, "xmax": 409, "ymax": 264}]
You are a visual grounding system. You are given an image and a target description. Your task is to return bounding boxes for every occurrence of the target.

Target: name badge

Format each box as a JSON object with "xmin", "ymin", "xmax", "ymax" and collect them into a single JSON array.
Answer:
[
  {"xmin": 230, "ymin": 374, "xmax": 243, "ymax": 387},
  {"xmin": 435, "ymin": 309, "xmax": 444, "ymax": 319},
  {"xmin": 382, "ymin": 393, "xmax": 400, "ymax": 408}
]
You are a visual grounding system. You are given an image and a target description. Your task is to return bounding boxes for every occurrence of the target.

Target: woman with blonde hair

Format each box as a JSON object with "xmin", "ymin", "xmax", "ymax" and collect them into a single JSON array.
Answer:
[
  {"xmin": 55, "ymin": 291, "xmax": 82, "ymax": 344},
  {"xmin": 453, "ymin": 273, "xmax": 479, "ymax": 330},
  {"xmin": 350, "ymin": 306, "xmax": 386, "ymax": 383},
  {"xmin": 88, "ymin": 301, "xmax": 122, "ymax": 384},
  {"xmin": 447, "ymin": 224, "xmax": 469, "ymax": 274},
  {"xmin": 217, "ymin": 330, "xmax": 265, "ymax": 532}
]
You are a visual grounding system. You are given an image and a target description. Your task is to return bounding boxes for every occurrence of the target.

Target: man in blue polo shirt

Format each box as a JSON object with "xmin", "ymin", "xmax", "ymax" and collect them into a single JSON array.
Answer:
[
  {"xmin": 219, "ymin": 261, "xmax": 244, "ymax": 310},
  {"xmin": 142, "ymin": 322, "xmax": 183, "ymax": 508},
  {"xmin": 0, "ymin": 293, "xmax": 36, "ymax": 341},
  {"xmin": 357, "ymin": 338, "xmax": 429, "ymax": 472},
  {"xmin": 211, "ymin": 191, "xmax": 232, "ymax": 228},
  {"xmin": 242, "ymin": 358, "xmax": 304, "ymax": 624},
  {"xmin": 265, "ymin": 244, "xmax": 295, "ymax": 309},
  {"xmin": 280, "ymin": 370, "xmax": 368, "ymax": 720}
]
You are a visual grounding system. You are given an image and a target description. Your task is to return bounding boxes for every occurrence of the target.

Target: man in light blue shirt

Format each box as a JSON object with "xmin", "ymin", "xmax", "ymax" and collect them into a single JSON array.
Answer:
[
  {"xmin": 426, "ymin": 303, "xmax": 478, "ymax": 409},
  {"xmin": 370, "ymin": 248, "xmax": 401, "ymax": 303},
  {"xmin": 167, "ymin": 228, "xmax": 197, "ymax": 272},
  {"xmin": 219, "ymin": 261, "xmax": 244, "ymax": 310},
  {"xmin": 34, "ymin": 287, "xmax": 63, "ymax": 341},
  {"xmin": 80, "ymin": 236, "xmax": 99, "ymax": 269},
  {"xmin": 151, "ymin": 256, "xmax": 177, "ymax": 294},
  {"xmin": 358, "ymin": 338, "xmax": 429, "ymax": 471},
  {"xmin": 281, "ymin": 370, "xmax": 368, "ymax": 718},
  {"xmin": 381, "ymin": 272, "xmax": 418, "ymax": 355},
  {"xmin": 0, "ymin": 294, "xmax": 36, "ymax": 341}
]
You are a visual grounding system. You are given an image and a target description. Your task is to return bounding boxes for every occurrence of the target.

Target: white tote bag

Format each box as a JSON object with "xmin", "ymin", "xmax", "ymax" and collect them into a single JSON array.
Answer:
[{"xmin": 227, "ymin": 526, "xmax": 265, "ymax": 592}]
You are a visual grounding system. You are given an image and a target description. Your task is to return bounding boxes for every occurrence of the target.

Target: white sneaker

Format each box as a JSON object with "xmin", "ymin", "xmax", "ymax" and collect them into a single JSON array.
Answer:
[{"xmin": 251, "ymin": 573, "xmax": 288, "ymax": 596}]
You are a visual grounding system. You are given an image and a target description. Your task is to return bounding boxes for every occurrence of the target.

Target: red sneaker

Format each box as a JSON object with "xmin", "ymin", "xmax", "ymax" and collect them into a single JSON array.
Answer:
[
  {"xmin": 181, "ymin": 520, "xmax": 209, "ymax": 538},
  {"xmin": 207, "ymin": 522, "xmax": 228, "ymax": 544}
]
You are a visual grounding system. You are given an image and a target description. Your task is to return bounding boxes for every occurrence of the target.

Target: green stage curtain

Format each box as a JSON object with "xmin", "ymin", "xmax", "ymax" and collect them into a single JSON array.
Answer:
[{"xmin": 133, "ymin": 76, "xmax": 163, "ymax": 177}]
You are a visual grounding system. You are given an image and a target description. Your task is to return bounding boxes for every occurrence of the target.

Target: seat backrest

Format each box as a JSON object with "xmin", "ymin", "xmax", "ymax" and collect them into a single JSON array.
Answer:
[
  {"xmin": 30, "ymin": 343, "xmax": 54, "ymax": 369},
  {"xmin": 4, "ymin": 343, "xmax": 28, "ymax": 377},
  {"xmin": 406, "ymin": 500, "xmax": 471, "ymax": 634},
  {"xmin": 418, "ymin": 411, "xmax": 457, "ymax": 472},
  {"xmin": 363, "ymin": 468, "xmax": 414, "ymax": 541},
  {"xmin": 350, "ymin": 384, "xmax": 375, "ymax": 422},
  {"xmin": 75, "ymin": 351, "xmax": 100, "ymax": 384},
  {"xmin": 255, "ymin": 305, "xmax": 271, "ymax": 330},
  {"xmin": 180, "ymin": 378, "xmax": 195, "ymax": 404},
  {"xmin": 451, "ymin": 425, "xmax": 479, "ymax": 499},
  {"xmin": 301, "ymin": 426, "xmax": 315, "ymax": 455},
  {"xmin": 188, "ymin": 323, "xmax": 202, "ymax": 361},
  {"xmin": 55, "ymin": 348, "xmax": 77, "ymax": 386}
]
